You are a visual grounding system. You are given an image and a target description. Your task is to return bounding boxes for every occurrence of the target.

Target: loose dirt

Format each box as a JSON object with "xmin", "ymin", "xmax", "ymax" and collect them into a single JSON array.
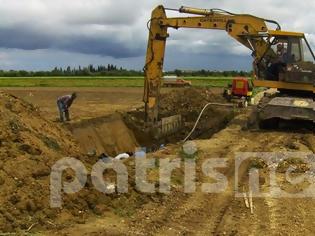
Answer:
[
  {"xmin": 57, "ymin": 114, "xmax": 315, "ymax": 236},
  {"xmin": 1, "ymin": 87, "xmax": 145, "ymax": 121},
  {"xmin": 123, "ymin": 88, "xmax": 236, "ymax": 151},
  {"xmin": 2, "ymin": 87, "xmax": 315, "ymax": 235},
  {"xmin": 158, "ymin": 88, "xmax": 233, "ymax": 140},
  {"xmin": 0, "ymin": 91, "xmax": 86, "ymax": 232},
  {"xmin": 0, "ymin": 91, "xmax": 153, "ymax": 233},
  {"xmin": 59, "ymin": 88, "xmax": 234, "ymax": 156}
]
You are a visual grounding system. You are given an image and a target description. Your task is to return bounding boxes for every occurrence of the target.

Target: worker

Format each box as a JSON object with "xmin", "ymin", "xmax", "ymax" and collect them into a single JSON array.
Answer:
[
  {"xmin": 57, "ymin": 92, "xmax": 77, "ymax": 122},
  {"xmin": 276, "ymin": 43, "xmax": 289, "ymax": 63},
  {"xmin": 267, "ymin": 43, "xmax": 288, "ymax": 81}
]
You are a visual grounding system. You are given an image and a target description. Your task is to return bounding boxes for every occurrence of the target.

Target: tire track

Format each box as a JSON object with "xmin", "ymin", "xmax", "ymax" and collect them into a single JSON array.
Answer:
[
  {"xmin": 130, "ymin": 124, "xmax": 262, "ymax": 235},
  {"xmin": 212, "ymin": 131, "xmax": 309, "ymax": 235}
]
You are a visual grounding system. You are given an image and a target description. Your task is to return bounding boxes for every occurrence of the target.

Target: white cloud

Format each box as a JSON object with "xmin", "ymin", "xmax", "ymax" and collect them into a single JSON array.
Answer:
[
  {"xmin": 0, "ymin": 52, "xmax": 9, "ymax": 60},
  {"xmin": 0, "ymin": 0, "xmax": 314, "ymax": 70}
]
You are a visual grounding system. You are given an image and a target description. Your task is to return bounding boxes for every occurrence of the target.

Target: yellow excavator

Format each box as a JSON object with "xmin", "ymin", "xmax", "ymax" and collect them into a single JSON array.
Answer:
[{"xmin": 143, "ymin": 5, "xmax": 315, "ymax": 136}]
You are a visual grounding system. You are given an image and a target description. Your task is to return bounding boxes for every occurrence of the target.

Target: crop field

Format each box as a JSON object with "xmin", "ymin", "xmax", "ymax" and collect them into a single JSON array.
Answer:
[{"xmin": 0, "ymin": 76, "xmax": 234, "ymax": 87}]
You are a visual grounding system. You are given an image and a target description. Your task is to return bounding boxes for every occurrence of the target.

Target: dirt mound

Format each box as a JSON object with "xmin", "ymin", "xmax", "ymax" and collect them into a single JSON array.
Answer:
[
  {"xmin": 0, "ymin": 91, "xmax": 164, "ymax": 233},
  {"xmin": 123, "ymin": 88, "xmax": 236, "ymax": 150},
  {"xmin": 68, "ymin": 114, "xmax": 139, "ymax": 157},
  {"xmin": 159, "ymin": 88, "xmax": 227, "ymax": 118},
  {"xmin": 0, "ymin": 92, "xmax": 104, "ymax": 232}
]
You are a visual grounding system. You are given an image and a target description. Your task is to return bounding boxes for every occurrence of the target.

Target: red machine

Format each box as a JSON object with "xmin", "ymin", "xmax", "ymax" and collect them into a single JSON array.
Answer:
[{"xmin": 223, "ymin": 77, "xmax": 253, "ymax": 105}]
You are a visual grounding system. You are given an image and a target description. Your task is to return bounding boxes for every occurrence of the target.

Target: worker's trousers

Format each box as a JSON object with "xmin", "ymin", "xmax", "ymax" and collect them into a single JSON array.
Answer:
[{"xmin": 57, "ymin": 101, "xmax": 70, "ymax": 122}]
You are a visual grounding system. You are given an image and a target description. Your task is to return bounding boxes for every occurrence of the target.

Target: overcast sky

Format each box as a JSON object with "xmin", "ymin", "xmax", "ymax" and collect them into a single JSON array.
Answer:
[{"xmin": 0, "ymin": 0, "xmax": 314, "ymax": 71}]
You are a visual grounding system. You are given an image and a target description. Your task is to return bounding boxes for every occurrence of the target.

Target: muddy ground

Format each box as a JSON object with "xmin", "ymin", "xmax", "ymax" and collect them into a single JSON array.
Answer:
[{"xmin": 1, "ymin": 87, "xmax": 315, "ymax": 235}]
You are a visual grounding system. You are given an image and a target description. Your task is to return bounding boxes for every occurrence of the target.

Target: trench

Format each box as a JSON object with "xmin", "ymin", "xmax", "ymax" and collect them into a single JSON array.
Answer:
[
  {"xmin": 66, "ymin": 89, "xmax": 238, "ymax": 156},
  {"xmin": 122, "ymin": 106, "xmax": 236, "ymax": 152},
  {"xmin": 67, "ymin": 109, "xmax": 236, "ymax": 156},
  {"xmin": 66, "ymin": 113, "xmax": 139, "ymax": 157}
]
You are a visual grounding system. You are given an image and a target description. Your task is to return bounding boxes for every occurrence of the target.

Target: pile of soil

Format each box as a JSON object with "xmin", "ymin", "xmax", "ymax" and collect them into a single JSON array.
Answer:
[
  {"xmin": 0, "ymin": 92, "xmax": 112, "ymax": 232},
  {"xmin": 123, "ymin": 88, "xmax": 236, "ymax": 149},
  {"xmin": 159, "ymin": 88, "xmax": 227, "ymax": 117},
  {"xmin": 0, "ymin": 91, "xmax": 164, "ymax": 233}
]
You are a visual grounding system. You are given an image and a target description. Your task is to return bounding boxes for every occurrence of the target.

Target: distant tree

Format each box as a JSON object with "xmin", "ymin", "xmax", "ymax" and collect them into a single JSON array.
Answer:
[{"xmin": 174, "ymin": 69, "xmax": 182, "ymax": 76}]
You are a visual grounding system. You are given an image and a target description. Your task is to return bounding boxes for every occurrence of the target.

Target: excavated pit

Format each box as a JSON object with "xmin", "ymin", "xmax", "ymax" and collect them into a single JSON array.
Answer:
[
  {"xmin": 66, "ymin": 114, "xmax": 139, "ymax": 157},
  {"xmin": 68, "ymin": 88, "xmax": 238, "ymax": 155},
  {"xmin": 123, "ymin": 88, "xmax": 238, "ymax": 151}
]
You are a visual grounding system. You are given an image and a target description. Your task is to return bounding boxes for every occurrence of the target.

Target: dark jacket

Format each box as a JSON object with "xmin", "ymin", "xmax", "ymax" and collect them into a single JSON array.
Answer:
[{"xmin": 57, "ymin": 95, "xmax": 74, "ymax": 110}]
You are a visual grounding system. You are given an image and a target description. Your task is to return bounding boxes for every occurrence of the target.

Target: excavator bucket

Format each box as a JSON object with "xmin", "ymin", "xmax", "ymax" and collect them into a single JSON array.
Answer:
[
  {"xmin": 146, "ymin": 114, "xmax": 182, "ymax": 139},
  {"xmin": 161, "ymin": 115, "xmax": 182, "ymax": 136}
]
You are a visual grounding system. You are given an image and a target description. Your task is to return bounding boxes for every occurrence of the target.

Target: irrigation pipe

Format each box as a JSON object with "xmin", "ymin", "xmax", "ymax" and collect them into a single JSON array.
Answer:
[{"xmin": 183, "ymin": 102, "xmax": 235, "ymax": 142}]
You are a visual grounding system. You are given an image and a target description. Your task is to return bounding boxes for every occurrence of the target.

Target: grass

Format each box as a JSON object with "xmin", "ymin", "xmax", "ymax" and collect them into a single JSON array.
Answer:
[{"xmin": 0, "ymin": 76, "xmax": 235, "ymax": 88}]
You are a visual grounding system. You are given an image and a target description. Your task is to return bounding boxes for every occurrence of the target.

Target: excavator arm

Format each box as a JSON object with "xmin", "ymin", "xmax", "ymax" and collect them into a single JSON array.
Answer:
[{"xmin": 143, "ymin": 5, "xmax": 280, "ymax": 127}]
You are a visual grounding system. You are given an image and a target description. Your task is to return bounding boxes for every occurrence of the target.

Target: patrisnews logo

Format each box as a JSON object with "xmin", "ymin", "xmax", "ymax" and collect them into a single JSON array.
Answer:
[
  {"xmin": 50, "ymin": 148, "xmax": 315, "ymax": 208},
  {"xmin": 235, "ymin": 152, "xmax": 315, "ymax": 198}
]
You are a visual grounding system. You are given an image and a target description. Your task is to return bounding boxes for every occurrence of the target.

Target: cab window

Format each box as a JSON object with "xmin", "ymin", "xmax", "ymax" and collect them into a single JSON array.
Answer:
[
  {"xmin": 301, "ymin": 38, "xmax": 315, "ymax": 63},
  {"xmin": 291, "ymin": 41, "xmax": 301, "ymax": 62}
]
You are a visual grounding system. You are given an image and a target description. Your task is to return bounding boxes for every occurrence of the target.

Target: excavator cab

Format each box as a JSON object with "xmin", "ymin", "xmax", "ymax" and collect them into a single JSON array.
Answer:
[
  {"xmin": 254, "ymin": 34, "xmax": 315, "ymax": 126},
  {"xmin": 256, "ymin": 35, "xmax": 315, "ymax": 85}
]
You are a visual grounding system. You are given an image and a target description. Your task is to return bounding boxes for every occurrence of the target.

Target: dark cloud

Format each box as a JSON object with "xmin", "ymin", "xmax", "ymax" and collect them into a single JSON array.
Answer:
[
  {"xmin": 0, "ymin": 27, "xmax": 144, "ymax": 58},
  {"xmin": 56, "ymin": 36, "xmax": 144, "ymax": 58},
  {"xmin": 0, "ymin": 27, "xmax": 52, "ymax": 50},
  {"xmin": 0, "ymin": 0, "xmax": 148, "ymax": 58},
  {"xmin": 0, "ymin": 0, "xmax": 314, "ymax": 70}
]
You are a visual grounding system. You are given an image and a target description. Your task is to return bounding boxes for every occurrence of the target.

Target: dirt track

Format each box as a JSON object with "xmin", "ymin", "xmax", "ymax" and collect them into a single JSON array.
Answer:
[
  {"xmin": 2, "ymin": 87, "xmax": 315, "ymax": 235},
  {"xmin": 39, "ymin": 111, "xmax": 315, "ymax": 236},
  {"xmin": 134, "ymin": 124, "xmax": 315, "ymax": 236}
]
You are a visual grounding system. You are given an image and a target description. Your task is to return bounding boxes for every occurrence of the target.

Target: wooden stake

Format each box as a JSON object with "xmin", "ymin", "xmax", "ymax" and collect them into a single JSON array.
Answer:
[
  {"xmin": 249, "ymin": 190, "xmax": 254, "ymax": 214},
  {"xmin": 243, "ymin": 192, "xmax": 249, "ymax": 208}
]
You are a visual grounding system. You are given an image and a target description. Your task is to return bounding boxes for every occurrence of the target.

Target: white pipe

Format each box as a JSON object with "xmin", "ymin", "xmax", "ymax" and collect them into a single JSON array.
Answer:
[{"xmin": 183, "ymin": 102, "xmax": 234, "ymax": 142}]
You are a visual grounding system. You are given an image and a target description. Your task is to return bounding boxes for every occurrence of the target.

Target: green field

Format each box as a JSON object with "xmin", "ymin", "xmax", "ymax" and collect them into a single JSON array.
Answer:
[{"xmin": 0, "ymin": 76, "xmax": 234, "ymax": 87}]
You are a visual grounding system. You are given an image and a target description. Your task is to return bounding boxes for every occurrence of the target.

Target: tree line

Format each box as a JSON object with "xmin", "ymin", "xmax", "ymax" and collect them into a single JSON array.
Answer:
[
  {"xmin": 166, "ymin": 69, "xmax": 252, "ymax": 77},
  {"xmin": 0, "ymin": 64, "xmax": 143, "ymax": 77},
  {"xmin": 0, "ymin": 64, "xmax": 251, "ymax": 77}
]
